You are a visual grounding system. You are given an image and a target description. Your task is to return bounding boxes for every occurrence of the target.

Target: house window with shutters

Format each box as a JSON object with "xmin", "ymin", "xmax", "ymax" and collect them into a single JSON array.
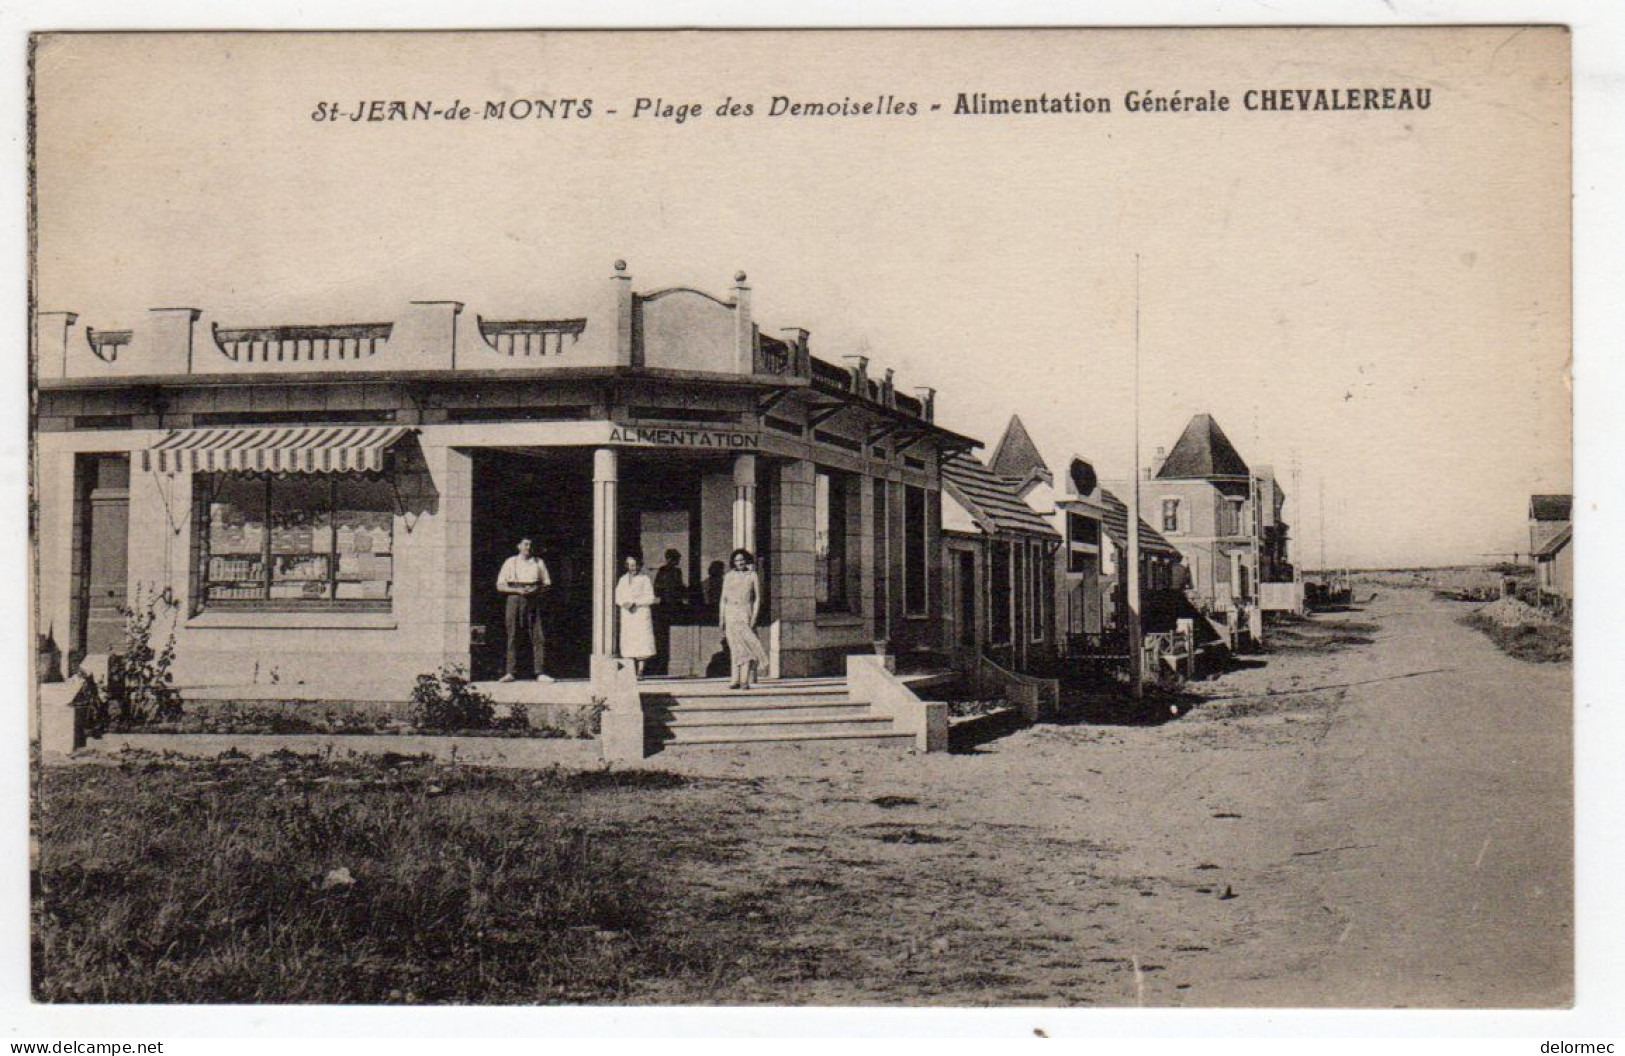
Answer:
[{"xmin": 1161, "ymin": 498, "xmax": 1180, "ymax": 534}]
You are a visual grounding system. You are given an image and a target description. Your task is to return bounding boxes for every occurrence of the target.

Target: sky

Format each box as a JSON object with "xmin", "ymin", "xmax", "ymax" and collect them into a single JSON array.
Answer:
[{"xmin": 32, "ymin": 28, "xmax": 1571, "ymax": 568}]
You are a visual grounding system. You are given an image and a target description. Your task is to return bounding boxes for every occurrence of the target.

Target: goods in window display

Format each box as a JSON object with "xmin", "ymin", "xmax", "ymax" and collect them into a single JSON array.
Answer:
[{"xmin": 196, "ymin": 474, "xmax": 394, "ymax": 609}]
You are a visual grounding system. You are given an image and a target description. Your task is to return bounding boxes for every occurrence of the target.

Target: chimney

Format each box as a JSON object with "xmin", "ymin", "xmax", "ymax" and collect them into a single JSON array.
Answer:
[
  {"xmin": 842, "ymin": 354, "xmax": 869, "ymax": 395},
  {"xmin": 912, "ymin": 386, "xmax": 936, "ymax": 422},
  {"xmin": 881, "ymin": 368, "xmax": 896, "ymax": 407},
  {"xmin": 34, "ymin": 311, "xmax": 79, "ymax": 380},
  {"xmin": 1151, "ymin": 445, "xmax": 1167, "ymax": 477},
  {"xmin": 732, "ymin": 270, "xmax": 754, "ymax": 374},
  {"xmin": 611, "ymin": 259, "xmax": 634, "ymax": 366},
  {"xmin": 778, "ymin": 327, "xmax": 810, "ymax": 377},
  {"xmin": 145, "ymin": 308, "xmax": 202, "ymax": 375}
]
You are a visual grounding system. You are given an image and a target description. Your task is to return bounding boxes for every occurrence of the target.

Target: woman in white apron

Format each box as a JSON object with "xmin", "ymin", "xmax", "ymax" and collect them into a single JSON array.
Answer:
[
  {"xmin": 615, "ymin": 554, "xmax": 657, "ymax": 678},
  {"xmin": 720, "ymin": 548, "xmax": 769, "ymax": 689}
]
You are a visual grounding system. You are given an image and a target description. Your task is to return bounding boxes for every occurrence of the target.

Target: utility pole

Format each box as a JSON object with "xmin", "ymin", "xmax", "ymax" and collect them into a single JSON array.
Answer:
[
  {"xmin": 1318, "ymin": 475, "xmax": 1327, "ymax": 574},
  {"xmin": 1290, "ymin": 450, "xmax": 1302, "ymax": 582},
  {"xmin": 1128, "ymin": 255, "xmax": 1144, "ymax": 699}
]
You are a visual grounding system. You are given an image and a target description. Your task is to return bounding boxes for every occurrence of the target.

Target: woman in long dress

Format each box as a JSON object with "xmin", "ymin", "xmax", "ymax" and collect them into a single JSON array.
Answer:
[
  {"xmin": 720, "ymin": 548, "xmax": 769, "ymax": 689},
  {"xmin": 616, "ymin": 555, "xmax": 657, "ymax": 678}
]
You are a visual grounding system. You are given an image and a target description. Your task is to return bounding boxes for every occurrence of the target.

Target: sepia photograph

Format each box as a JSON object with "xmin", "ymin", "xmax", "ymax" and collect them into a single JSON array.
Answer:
[{"xmin": 20, "ymin": 19, "xmax": 1590, "ymax": 1031}]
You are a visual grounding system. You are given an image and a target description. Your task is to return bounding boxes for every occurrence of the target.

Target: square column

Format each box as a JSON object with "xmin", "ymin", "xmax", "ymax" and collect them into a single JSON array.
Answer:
[
  {"xmin": 771, "ymin": 459, "xmax": 818, "ymax": 677},
  {"xmin": 732, "ymin": 453, "xmax": 757, "ymax": 553},
  {"xmin": 592, "ymin": 447, "xmax": 619, "ymax": 659},
  {"xmin": 438, "ymin": 446, "xmax": 474, "ymax": 668}
]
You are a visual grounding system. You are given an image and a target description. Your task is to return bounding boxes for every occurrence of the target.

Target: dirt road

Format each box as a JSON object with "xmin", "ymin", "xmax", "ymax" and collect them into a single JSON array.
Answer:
[{"xmin": 648, "ymin": 586, "xmax": 1572, "ymax": 1007}]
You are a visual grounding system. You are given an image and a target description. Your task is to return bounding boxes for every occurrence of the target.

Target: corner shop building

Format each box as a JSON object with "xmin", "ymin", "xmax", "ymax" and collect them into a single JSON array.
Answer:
[{"xmin": 34, "ymin": 265, "xmax": 973, "ymax": 691}]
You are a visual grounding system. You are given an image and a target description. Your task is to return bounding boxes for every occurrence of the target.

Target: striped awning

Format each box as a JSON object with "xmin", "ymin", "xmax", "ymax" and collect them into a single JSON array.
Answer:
[{"xmin": 142, "ymin": 425, "xmax": 412, "ymax": 475}]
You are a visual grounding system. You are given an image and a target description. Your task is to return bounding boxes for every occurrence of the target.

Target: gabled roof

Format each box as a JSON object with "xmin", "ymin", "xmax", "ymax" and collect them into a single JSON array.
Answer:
[
  {"xmin": 1156, "ymin": 413, "xmax": 1250, "ymax": 480},
  {"xmin": 988, "ymin": 414, "xmax": 1051, "ymax": 485},
  {"xmin": 941, "ymin": 453, "xmax": 1060, "ymax": 540},
  {"xmin": 1530, "ymin": 494, "xmax": 1572, "ymax": 522},
  {"xmin": 1097, "ymin": 488, "xmax": 1182, "ymax": 559},
  {"xmin": 1535, "ymin": 524, "xmax": 1572, "ymax": 560}
]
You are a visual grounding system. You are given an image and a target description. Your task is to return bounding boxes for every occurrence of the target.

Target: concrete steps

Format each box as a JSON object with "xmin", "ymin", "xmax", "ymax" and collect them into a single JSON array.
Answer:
[
  {"xmin": 640, "ymin": 678, "xmax": 911, "ymax": 751},
  {"xmin": 651, "ymin": 728, "xmax": 917, "ymax": 749}
]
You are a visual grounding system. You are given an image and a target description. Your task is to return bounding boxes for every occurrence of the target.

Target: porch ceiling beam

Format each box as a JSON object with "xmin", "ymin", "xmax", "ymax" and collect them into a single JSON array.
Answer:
[
  {"xmin": 756, "ymin": 388, "xmax": 794, "ymax": 416},
  {"xmin": 865, "ymin": 421, "xmax": 907, "ymax": 446},
  {"xmin": 892, "ymin": 429, "xmax": 930, "ymax": 453},
  {"xmin": 807, "ymin": 403, "xmax": 852, "ymax": 428},
  {"xmin": 800, "ymin": 391, "xmax": 847, "ymax": 408}
]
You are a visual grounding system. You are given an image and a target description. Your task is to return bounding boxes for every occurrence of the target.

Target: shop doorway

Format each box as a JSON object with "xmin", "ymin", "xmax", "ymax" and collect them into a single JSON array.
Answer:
[
  {"xmin": 72, "ymin": 453, "xmax": 131, "ymax": 667},
  {"xmin": 616, "ymin": 452, "xmax": 771, "ymax": 677},
  {"xmin": 470, "ymin": 449, "xmax": 594, "ymax": 680},
  {"xmin": 469, "ymin": 448, "xmax": 773, "ymax": 681}
]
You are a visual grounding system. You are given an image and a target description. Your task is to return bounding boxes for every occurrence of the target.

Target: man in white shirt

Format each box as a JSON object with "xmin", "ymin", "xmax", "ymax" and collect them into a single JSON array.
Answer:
[{"xmin": 496, "ymin": 537, "xmax": 551, "ymax": 682}]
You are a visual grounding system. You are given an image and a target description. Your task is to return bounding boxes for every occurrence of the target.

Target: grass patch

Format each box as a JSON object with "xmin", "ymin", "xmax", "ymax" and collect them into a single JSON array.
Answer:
[
  {"xmin": 1263, "ymin": 617, "xmax": 1378, "ymax": 655},
  {"xmin": 32, "ymin": 755, "xmax": 774, "ymax": 1004},
  {"xmin": 1461, "ymin": 611, "xmax": 1572, "ymax": 663},
  {"xmin": 115, "ymin": 701, "xmax": 604, "ymax": 740}
]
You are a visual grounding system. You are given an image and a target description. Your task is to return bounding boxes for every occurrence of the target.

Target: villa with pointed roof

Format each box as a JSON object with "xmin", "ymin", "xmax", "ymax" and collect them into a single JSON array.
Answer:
[
  {"xmin": 1155, "ymin": 413, "xmax": 1251, "ymax": 480},
  {"xmin": 988, "ymin": 414, "xmax": 1053, "ymax": 492},
  {"xmin": 1140, "ymin": 412, "xmax": 1292, "ymax": 612}
]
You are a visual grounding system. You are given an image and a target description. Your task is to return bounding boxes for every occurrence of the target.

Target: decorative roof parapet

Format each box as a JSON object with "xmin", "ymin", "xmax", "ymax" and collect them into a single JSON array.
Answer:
[
  {"xmin": 36, "ymin": 262, "xmax": 928, "ymax": 410},
  {"xmin": 212, "ymin": 322, "xmax": 393, "ymax": 365},
  {"xmin": 85, "ymin": 328, "xmax": 133, "ymax": 364},
  {"xmin": 476, "ymin": 317, "xmax": 587, "ymax": 357}
]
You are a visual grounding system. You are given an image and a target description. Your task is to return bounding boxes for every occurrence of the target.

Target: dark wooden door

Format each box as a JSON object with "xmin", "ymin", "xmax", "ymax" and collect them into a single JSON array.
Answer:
[
  {"xmin": 957, "ymin": 550, "xmax": 976, "ymax": 648},
  {"xmin": 78, "ymin": 454, "xmax": 131, "ymax": 657}
]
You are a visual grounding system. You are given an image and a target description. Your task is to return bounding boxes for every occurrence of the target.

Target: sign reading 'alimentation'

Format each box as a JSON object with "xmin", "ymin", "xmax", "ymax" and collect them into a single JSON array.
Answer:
[{"xmin": 608, "ymin": 424, "xmax": 760, "ymax": 450}]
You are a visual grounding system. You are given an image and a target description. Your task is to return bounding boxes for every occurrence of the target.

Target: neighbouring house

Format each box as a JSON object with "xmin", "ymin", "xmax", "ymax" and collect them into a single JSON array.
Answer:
[
  {"xmin": 1253, "ymin": 464, "xmax": 1294, "ymax": 584},
  {"xmin": 1529, "ymin": 494, "xmax": 1571, "ymax": 555},
  {"xmin": 1529, "ymin": 494, "xmax": 1573, "ymax": 602},
  {"xmin": 34, "ymin": 264, "xmax": 978, "ymax": 694},
  {"xmin": 1139, "ymin": 412, "xmax": 1293, "ymax": 615},
  {"xmin": 940, "ymin": 448, "xmax": 1061, "ymax": 672},
  {"xmin": 1098, "ymin": 486, "xmax": 1187, "ymax": 636},
  {"xmin": 983, "ymin": 415, "xmax": 1109, "ymax": 655}
]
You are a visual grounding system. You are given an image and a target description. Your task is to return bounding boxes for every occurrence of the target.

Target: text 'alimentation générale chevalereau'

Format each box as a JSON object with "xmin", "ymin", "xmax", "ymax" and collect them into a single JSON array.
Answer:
[{"xmin": 309, "ymin": 87, "xmax": 1436, "ymax": 124}]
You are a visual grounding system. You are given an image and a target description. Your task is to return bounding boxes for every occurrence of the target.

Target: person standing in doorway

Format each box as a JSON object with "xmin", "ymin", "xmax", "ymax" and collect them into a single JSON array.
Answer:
[
  {"xmin": 496, "ymin": 537, "xmax": 551, "ymax": 682},
  {"xmin": 720, "ymin": 548, "xmax": 769, "ymax": 690},
  {"xmin": 616, "ymin": 554, "xmax": 658, "ymax": 678},
  {"xmin": 651, "ymin": 548, "xmax": 686, "ymax": 675}
]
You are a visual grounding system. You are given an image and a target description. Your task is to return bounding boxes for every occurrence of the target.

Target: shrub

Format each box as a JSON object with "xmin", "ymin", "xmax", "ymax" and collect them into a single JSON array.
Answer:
[
  {"xmin": 95, "ymin": 584, "xmax": 183, "ymax": 732},
  {"xmin": 1461, "ymin": 610, "xmax": 1572, "ymax": 663},
  {"xmin": 408, "ymin": 664, "xmax": 495, "ymax": 732}
]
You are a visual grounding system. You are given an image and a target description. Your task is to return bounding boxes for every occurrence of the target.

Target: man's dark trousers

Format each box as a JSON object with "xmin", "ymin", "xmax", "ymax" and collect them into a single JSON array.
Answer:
[{"xmin": 505, "ymin": 593, "xmax": 545, "ymax": 677}]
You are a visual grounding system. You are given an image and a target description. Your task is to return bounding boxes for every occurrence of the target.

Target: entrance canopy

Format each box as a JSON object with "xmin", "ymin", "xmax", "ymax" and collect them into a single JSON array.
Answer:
[{"xmin": 141, "ymin": 425, "xmax": 413, "ymax": 475}]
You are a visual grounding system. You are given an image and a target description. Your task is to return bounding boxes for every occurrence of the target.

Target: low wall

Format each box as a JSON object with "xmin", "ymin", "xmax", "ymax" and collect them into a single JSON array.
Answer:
[
  {"xmin": 846, "ymin": 654, "xmax": 947, "ymax": 753},
  {"xmin": 89, "ymin": 732, "xmax": 602, "ymax": 769},
  {"xmin": 1260, "ymin": 580, "xmax": 1306, "ymax": 614},
  {"xmin": 593, "ymin": 655, "xmax": 646, "ymax": 763},
  {"xmin": 967, "ymin": 653, "xmax": 1060, "ymax": 724}
]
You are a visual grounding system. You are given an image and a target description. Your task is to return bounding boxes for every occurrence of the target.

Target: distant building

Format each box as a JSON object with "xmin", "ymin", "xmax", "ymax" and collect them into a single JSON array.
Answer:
[
  {"xmin": 985, "ymin": 416, "xmax": 1109, "ymax": 654},
  {"xmin": 1529, "ymin": 494, "xmax": 1572, "ymax": 555},
  {"xmin": 1098, "ymin": 486, "xmax": 1186, "ymax": 633},
  {"xmin": 941, "ymin": 446, "xmax": 1061, "ymax": 671},
  {"xmin": 1140, "ymin": 412, "xmax": 1291, "ymax": 613},
  {"xmin": 1529, "ymin": 494, "xmax": 1573, "ymax": 602}
]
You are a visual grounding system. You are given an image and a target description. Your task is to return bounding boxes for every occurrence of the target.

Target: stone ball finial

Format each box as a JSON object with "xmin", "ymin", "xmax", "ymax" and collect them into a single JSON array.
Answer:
[
  {"xmin": 734, "ymin": 271, "xmax": 748, "ymax": 283},
  {"xmin": 613, "ymin": 259, "xmax": 627, "ymax": 272}
]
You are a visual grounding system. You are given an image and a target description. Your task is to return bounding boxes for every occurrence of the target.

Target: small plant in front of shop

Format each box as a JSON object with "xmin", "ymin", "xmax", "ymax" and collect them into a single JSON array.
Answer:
[
  {"xmin": 94, "ymin": 584, "xmax": 184, "ymax": 733},
  {"xmin": 408, "ymin": 664, "xmax": 496, "ymax": 732}
]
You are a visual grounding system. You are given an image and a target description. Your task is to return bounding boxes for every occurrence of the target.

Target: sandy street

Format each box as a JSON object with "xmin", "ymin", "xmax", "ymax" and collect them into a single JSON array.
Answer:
[{"xmin": 646, "ymin": 585, "xmax": 1572, "ymax": 1007}]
